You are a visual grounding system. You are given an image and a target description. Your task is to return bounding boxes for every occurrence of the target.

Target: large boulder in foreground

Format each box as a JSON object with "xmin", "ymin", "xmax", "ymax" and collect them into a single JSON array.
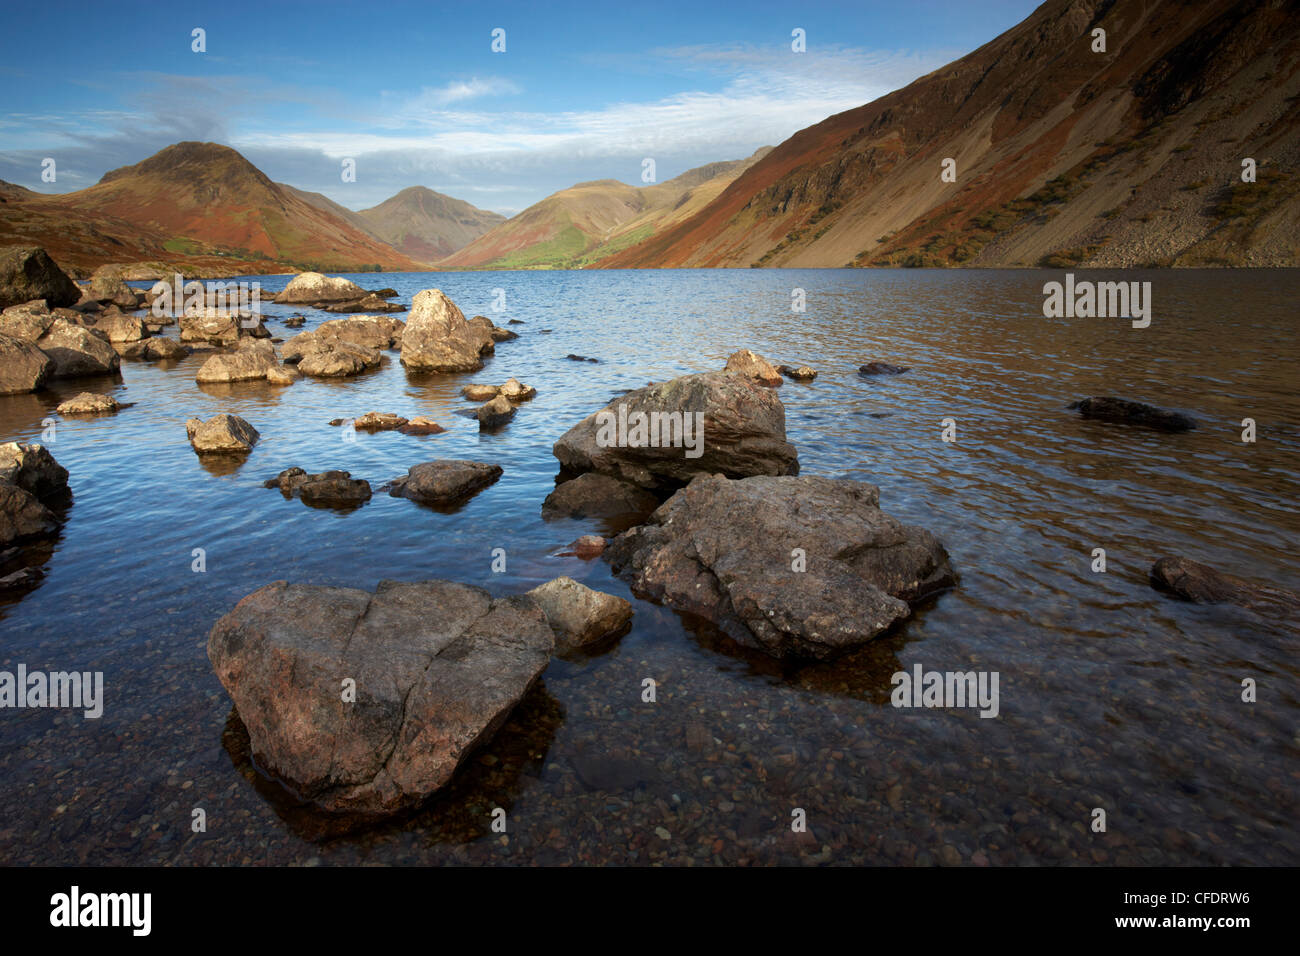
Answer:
[
  {"xmin": 552, "ymin": 371, "xmax": 798, "ymax": 492},
  {"xmin": 399, "ymin": 289, "xmax": 492, "ymax": 373},
  {"xmin": 605, "ymin": 475, "xmax": 955, "ymax": 659},
  {"xmin": 273, "ymin": 272, "xmax": 367, "ymax": 304},
  {"xmin": 0, "ymin": 247, "xmax": 80, "ymax": 310},
  {"xmin": 0, "ymin": 332, "xmax": 53, "ymax": 394},
  {"xmin": 186, "ymin": 414, "xmax": 259, "ymax": 455},
  {"xmin": 1070, "ymin": 396, "xmax": 1196, "ymax": 433},
  {"xmin": 207, "ymin": 579, "xmax": 554, "ymax": 813},
  {"xmin": 1150, "ymin": 556, "xmax": 1300, "ymax": 617}
]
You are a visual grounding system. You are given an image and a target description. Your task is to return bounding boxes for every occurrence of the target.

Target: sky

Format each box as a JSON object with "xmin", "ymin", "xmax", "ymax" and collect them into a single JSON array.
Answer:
[{"xmin": 0, "ymin": 0, "xmax": 1040, "ymax": 216}]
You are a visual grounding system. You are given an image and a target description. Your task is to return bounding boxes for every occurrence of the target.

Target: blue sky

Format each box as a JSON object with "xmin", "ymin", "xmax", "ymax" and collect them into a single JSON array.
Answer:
[{"xmin": 0, "ymin": 0, "xmax": 1040, "ymax": 215}]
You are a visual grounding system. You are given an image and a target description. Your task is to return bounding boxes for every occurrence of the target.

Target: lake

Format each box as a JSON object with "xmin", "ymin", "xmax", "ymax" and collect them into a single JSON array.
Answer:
[{"xmin": 1, "ymin": 267, "xmax": 1296, "ymax": 865}]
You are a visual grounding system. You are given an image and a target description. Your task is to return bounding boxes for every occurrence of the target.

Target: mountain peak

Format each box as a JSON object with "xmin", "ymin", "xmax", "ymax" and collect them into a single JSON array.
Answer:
[{"xmin": 98, "ymin": 141, "xmax": 273, "ymax": 189}]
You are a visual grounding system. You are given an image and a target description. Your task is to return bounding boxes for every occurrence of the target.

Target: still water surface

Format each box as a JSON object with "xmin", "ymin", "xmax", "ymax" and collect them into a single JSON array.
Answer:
[{"xmin": 0, "ymin": 268, "xmax": 1296, "ymax": 864}]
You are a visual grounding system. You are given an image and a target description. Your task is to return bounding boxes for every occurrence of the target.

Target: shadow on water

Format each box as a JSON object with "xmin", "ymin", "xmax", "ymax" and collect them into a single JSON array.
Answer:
[{"xmin": 220, "ymin": 680, "xmax": 565, "ymax": 844}]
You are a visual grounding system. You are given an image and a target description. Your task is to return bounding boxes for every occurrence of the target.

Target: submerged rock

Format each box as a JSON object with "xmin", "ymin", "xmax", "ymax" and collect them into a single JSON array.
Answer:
[
  {"xmin": 386, "ymin": 460, "xmax": 502, "ymax": 507},
  {"xmin": 207, "ymin": 578, "xmax": 554, "ymax": 813},
  {"xmin": 56, "ymin": 392, "xmax": 119, "ymax": 415},
  {"xmin": 461, "ymin": 383, "xmax": 499, "ymax": 401},
  {"xmin": 542, "ymin": 472, "xmax": 660, "ymax": 520},
  {"xmin": 859, "ymin": 361, "xmax": 910, "ymax": 376},
  {"xmin": 562, "ymin": 535, "xmax": 608, "ymax": 559},
  {"xmin": 264, "ymin": 467, "xmax": 371, "ymax": 507},
  {"xmin": 186, "ymin": 413, "xmax": 259, "ymax": 455},
  {"xmin": 779, "ymin": 364, "xmax": 818, "ymax": 382},
  {"xmin": 500, "ymin": 377, "xmax": 536, "ymax": 401},
  {"xmin": 352, "ymin": 411, "xmax": 409, "ymax": 432},
  {"xmin": 552, "ymin": 371, "xmax": 798, "ymax": 493},
  {"xmin": 1150, "ymin": 556, "xmax": 1299, "ymax": 616},
  {"xmin": 605, "ymin": 474, "xmax": 956, "ymax": 659},
  {"xmin": 527, "ymin": 576, "xmax": 633, "ymax": 653},
  {"xmin": 0, "ymin": 246, "xmax": 80, "ymax": 310},
  {"xmin": 1070, "ymin": 397, "xmax": 1197, "ymax": 433},
  {"xmin": 725, "ymin": 349, "xmax": 783, "ymax": 387},
  {"xmin": 398, "ymin": 416, "xmax": 445, "ymax": 436},
  {"xmin": 273, "ymin": 272, "xmax": 367, "ymax": 304}
]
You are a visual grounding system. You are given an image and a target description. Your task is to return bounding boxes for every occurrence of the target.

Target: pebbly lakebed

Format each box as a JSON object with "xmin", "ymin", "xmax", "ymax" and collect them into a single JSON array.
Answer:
[{"xmin": 0, "ymin": 267, "xmax": 1297, "ymax": 865}]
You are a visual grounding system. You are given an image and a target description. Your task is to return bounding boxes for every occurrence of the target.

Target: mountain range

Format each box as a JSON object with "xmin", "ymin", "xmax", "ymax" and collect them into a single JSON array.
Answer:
[{"xmin": 1, "ymin": 0, "xmax": 1296, "ymax": 275}]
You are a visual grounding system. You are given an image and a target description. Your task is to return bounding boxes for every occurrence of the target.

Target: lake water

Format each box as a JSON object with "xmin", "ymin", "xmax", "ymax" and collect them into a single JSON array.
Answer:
[{"xmin": 1, "ymin": 268, "xmax": 1296, "ymax": 865}]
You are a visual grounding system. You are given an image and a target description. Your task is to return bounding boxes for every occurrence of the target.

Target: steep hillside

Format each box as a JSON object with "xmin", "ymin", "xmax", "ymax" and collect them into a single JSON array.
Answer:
[
  {"xmin": 602, "ymin": 0, "xmax": 1300, "ymax": 269},
  {"xmin": 438, "ymin": 149, "xmax": 770, "ymax": 269},
  {"xmin": 357, "ymin": 187, "xmax": 505, "ymax": 263}
]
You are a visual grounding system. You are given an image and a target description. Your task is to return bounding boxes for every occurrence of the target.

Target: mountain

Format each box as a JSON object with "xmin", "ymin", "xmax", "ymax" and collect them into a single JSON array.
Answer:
[
  {"xmin": 437, "ymin": 149, "xmax": 771, "ymax": 269},
  {"xmin": 0, "ymin": 142, "xmax": 421, "ymax": 274},
  {"xmin": 354, "ymin": 187, "xmax": 505, "ymax": 263},
  {"xmin": 601, "ymin": 0, "xmax": 1300, "ymax": 269}
]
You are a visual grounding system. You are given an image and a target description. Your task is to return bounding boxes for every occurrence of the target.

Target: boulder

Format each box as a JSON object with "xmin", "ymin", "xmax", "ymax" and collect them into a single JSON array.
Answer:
[
  {"xmin": 122, "ymin": 338, "xmax": 189, "ymax": 362},
  {"xmin": 542, "ymin": 473, "xmax": 660, "ymax": 520},
  {"xmin": 386, "ymin": 460, "xmax": 502, "ymax": 507},
  {"xmin": 725, "ymin": 349, "xmax": 783, "ymax": 387},
  {"xmin": 86, "ymin": 271, "xmax": 142, "ymax": 309},
  {"xmin": 88, "ymin": 309, "xmax": 146, "ymax": 343},
  {"xmin": 35, "ymin": 318, "xmax": 120, "ymax": 377},
  {"xmin": 566, "ymin": 354, "xmax": 598, "ymax": 363},
  {"xmin": 196, "ymin": 340, "xmax": 278, "ymax": 384},
  {"xmin": 264, "ymin": 467, "xmax": 371, "ymax": 507},
  {"xmin": 526, "ymin": 576, "xmax": 633, "ymax": 653},
  {"xmin": 563, "ymin": 535, "xmax": 608, "ymax": 559},
  {"xmin": 605, "ymin": 475, "xmax": 956, "ymax": 659},
  {"xmin": 0, "ymin": 483, "xmax": 57, "ymax": 546},
  {"xmin": 273, "ymin": 272, "xmax": 367, "ymax": 304},
  {"xmin": 56, "ymin": 392, "xmax": 119, "ymax": 415},
  {"xmin": 323, "ymin": 294, "xmax": 405, "ymax": 314},
  {"xmin": 0, "ymin": 247, "xmax": 80, "ymax": 309},
  {"xmin": 352, "ymin": 411, "xmax": 408, "ymax": 431},
  {"xmin": 1069, "ymin": 397, "xmax": 1197, "ymax": 433},
  {"xmin": 180, "ymin": 310, "xmax": 268, "ymax": 345},
  {"xmin": 500, "ymin": 377, "xmax": 536, "ymax": 402},
  {"xmin": 399, "ymin": 290, "xmax": 488, "ymax": 373},
  {"xmin": 283, "ymin": 315, "xmax": 306, "ymax": 328},
  {"xmin": 0, "ymin": 442, "xmax": 69, "ymax": 499},
  {"xmin": 474, "ymin": 394, "xmax": 515, "ymax": 430},
  {"xmin": 1150, "ymin": 556, "xmax": 1300, "ymax": 616},
  {"xmin": 859, "ymin": 361, "xmax": 910, "ymax": 376},
  {"xmin": 552, "ymin": 371, "xmax": 798, "ymax": 492},
  {"xmin": 207, "ymin": 578, "xmax": 554, "ymax": 813},
  {"xmin": 297, "ymin": 341, "xmax": 382, "ymax": 378},
  {"xmin": 283, "ymin": 317, "xmax": 404, "ymax": 359},
  {"xmin": 398, "ymin": 416, "xmax": 445, "ymax": 436},
  {"xmin": 0, "ymin": 300, "xmax": 55, "ymax": 341},
  {"xmin": 185, "ymin": 414, "xmax": 259, "ymax": 455},
  {"xmin": 778, "ymin": 364, "xmax": 817, "ymax": 382},
  {"xmin": 0, "ymin": 332, "xmax": 53, "ymax": 394}
]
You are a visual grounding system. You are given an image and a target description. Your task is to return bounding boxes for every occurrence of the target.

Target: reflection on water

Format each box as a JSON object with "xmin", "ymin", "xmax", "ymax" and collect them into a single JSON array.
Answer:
[{"xmin": 0, "ymin": 268, "xmax": 1296, "ymax": 865}]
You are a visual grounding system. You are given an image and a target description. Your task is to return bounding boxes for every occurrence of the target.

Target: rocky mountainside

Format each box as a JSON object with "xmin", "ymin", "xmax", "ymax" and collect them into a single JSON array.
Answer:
[
  {"xmin": 357, "ymin": 187, "xmax": 505, "ymax": 264},
  {"xmin": 438, "ymin": 149, "xmax": 771, "ymax": 269},
  {"xmin": 601, "ymin": 0, "xmax": 1300, "ymax": 269},
  {"xmin": 0, "ymin": 142, "xmax": 421, "ymax": 274}
]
